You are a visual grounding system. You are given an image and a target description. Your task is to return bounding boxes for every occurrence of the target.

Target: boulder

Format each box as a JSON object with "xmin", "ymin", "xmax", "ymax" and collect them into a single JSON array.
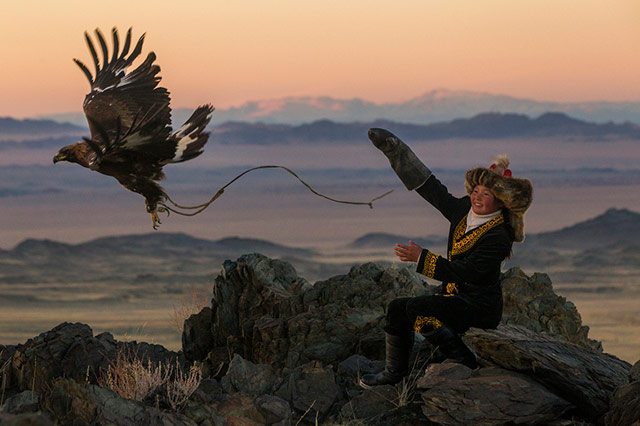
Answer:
[
  {"xmin": 339, "ymin": 384, "xmax": 398, "ymax": 421},
  {"xmin": 466, "ymin": 324, "xmax": 631, "ymax": 423},
  {"xmin": 183, "ymin": 393, "xmax": 292, "ymax": 426},
  {"xmin": 337, "ymin": 354, "xmax": 385, "ymax": 379},
  {"xmin": 221, "ymin": 354, "xmax": 279, "ymax": 395},
  {"xmin": 42, "ymin": 378, "xmax": 196, "ymax": 426},
  {"xmin": 605, "ymin": 360, "xmax": 640, "ymax": 426},
  {"xmin": 1, "ymin": 390, "xmax": 40, "ymax": 414},
  {"xmin": 501, "ymin": 267, "xmax": 602, "ymax": 351},
  {"xmin": 419, "ymin": 363, "xmax": 573, "ymax": 425},
  {"xmin": 275, "ymin": 361, "xmax": 341, "ymax": 422},
  {"xmin": 0, "ymin": 411, "xmax": 54, "ymax": 426}
]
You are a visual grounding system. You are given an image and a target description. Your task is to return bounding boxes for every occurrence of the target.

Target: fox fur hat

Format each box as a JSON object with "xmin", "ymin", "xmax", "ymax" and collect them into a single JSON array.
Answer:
[{"xmin": 465, "ymin": 155, "xmax": 533, "ymax": 242}]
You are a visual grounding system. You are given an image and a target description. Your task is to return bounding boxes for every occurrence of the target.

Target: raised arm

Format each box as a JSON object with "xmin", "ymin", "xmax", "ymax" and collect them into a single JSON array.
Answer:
[
  {"xmin": 415, "ymin": 175, "xmax": 468, "ymax": 222},
  {"xmin": 368, "ymin": 128, "xmax": 466, "ymax": 222}
]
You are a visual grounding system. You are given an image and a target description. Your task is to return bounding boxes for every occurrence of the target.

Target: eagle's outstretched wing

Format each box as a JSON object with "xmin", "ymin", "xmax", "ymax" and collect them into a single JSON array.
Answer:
[{"xmin": 74, "ymin": 28, "xmax": 175, "ymax": 167}]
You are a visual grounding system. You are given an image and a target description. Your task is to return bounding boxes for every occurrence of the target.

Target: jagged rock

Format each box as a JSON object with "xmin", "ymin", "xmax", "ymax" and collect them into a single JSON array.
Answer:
[
  {"xmin": 339, "ymin": 384, "xmax": 398, "ymax": 421},
  {"xmin": 211, "ymin": 254, "xmax": 311, "ymax": 347},
  {"xmin": 337, "ymin": 354, "xmax": 385, "ymax": 378},
  {"xmin": 466, "ymin": 324, "xmax": 631, "ymax": 423},
  {"xmin": 189, "ymin": 378, "xmax": 224, "ymax": 406},
  {"xmin": 221, "ymin": 354, "xmax": 279, "ymax": 395},
  {"xmin": 205, "ymin": 255, "xmax": 431, "ymax": 369},
  {"xmin": 501, "ymin": 267, "xmax": 602, "ymax": 351},
  {"xmin": 416, "ymin": 362, "xmax": 475, "ymax": 388},
  {"xmin": 605, "ymin": 360, "xmax": 640, "ymax": 426},
  {"xmin": 275, "ymin": 361, "xmax": 341, "ymax": 422},
  {"xmin": 1, "ymin": 344, "xmax": 17, "ymax": 366},
  {"xmin": 183, "ymin": 307, "xmax": 214, "ymax": 362},
  {"xmin": 1, "ymin": 390, "xmax": 40, "ymax": 414},
  {"xmin": 42, "ymin": 378, "xmax": 196, "ymax": 426},
  {"xmin": 3, "ymin": 322, "xmax": 183, "ymax": 394},
  {"xmin": 418, "ymin": 363, "xmax": 573, "ymax": 425},
  {"xmin": 0, "ymin": 411, "xmax": 54, "ymax": 426},
  {"xmin": 183, "ymin": 393, "xmax": 292, "ymax": 425}
]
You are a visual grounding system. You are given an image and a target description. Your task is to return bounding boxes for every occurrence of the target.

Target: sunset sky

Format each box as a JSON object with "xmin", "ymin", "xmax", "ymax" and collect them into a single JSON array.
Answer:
[{"xmin": 2, "ymin": 0, "xmax": 639, "ymax": 117}]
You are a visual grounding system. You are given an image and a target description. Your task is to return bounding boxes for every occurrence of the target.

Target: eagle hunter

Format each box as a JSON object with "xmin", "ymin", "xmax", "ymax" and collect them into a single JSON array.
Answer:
[{"xmin": 53, "ymin": 28, "xmax": 214, "ymax": 229}]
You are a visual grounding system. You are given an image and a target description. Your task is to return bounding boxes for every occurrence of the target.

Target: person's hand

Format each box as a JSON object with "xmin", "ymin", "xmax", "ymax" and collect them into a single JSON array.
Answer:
[{"xmin": 394, "ymin": 241, "xmax": 423, "ymax": 262}]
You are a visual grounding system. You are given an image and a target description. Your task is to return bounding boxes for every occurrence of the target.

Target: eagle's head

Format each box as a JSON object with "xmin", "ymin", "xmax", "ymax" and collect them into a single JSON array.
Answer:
[{"xmin": 53, "ymin": 144, "xmax": 83, "ymax": 165}]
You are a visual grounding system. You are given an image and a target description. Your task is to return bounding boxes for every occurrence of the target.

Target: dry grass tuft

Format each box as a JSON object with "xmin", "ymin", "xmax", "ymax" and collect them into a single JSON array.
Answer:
[
  {"xmin": 166, "ymin": 359, "xmax": 202, "ymax": 411},
  {"xmin": 98, "ymin": 346, "xmax": 171, "ymax": 401},
  {"xmin": 394, "ymin": 347, "xmax": 436, "ymax": 408},
  {"xmin": 170, "ymin": 285, "xmax": 210, "ymax": 334},
  {"xmin": 97, "ymin": 346, "xmax": 202, "ymax": 411}
]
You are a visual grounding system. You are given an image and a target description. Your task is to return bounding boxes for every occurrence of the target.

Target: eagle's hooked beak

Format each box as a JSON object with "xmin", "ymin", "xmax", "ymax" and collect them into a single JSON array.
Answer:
[{"xmin": 53, "ymin": 153, "xmax": 65, "ymax": 163}]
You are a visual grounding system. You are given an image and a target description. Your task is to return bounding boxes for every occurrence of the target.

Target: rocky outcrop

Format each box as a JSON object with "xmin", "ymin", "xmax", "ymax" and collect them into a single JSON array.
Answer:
[
  {"xmin": 1, "ymin": 254, "xmax": 636, "ymax": 425},
  {"xmin": 1, "ymin": 322, "xmax": 182, "ymax": 395},
  {"xmin": 501, "ymin": 267, "xmax": 602, "ymax": 351},
  {"xmin": 192, "ymin": 254, "xmax": 431, "ymax": 370}
]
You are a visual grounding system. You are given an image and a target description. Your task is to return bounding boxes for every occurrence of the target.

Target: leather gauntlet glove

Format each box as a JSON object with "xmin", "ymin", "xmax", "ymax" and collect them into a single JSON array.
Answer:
[{"xmin": 368, "ymin": 128, "xmax": 432, "ymax": 190}]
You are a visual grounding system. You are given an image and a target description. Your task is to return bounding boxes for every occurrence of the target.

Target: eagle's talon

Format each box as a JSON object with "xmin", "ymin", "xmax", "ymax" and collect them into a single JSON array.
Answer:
[{"xmin": 151, "ymin": 212, "xmax": 161, "ymax": 229}]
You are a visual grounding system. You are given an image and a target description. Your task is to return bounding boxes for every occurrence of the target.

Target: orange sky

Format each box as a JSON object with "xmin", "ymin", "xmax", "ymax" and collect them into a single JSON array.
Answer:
[{"xmin": 2, "ymin": 0, "xmax": 640, "ymax": 117}]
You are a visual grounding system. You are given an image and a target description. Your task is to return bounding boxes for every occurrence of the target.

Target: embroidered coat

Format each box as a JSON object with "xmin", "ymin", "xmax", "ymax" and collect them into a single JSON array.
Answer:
[{"xmin": 414, "ymin": 174, "xmax": 514, "ymax": 329}]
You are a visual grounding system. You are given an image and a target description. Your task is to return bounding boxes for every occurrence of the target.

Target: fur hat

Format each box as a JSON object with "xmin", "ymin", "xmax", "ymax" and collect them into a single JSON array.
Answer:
[{"xmin": 465, "ymin": 155, "xmax": 533, "ymax": 242}]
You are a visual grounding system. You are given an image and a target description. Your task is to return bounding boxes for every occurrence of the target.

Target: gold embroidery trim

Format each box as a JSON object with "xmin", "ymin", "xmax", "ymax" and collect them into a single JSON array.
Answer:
[
  {"xmin": 446, "ymin": 282, "xmax": 458, "ymax": 295},
  {"xmin": 421, "ymin": 251, "xmax": 440, "ymax": 278},
  {"xmin": 450, "ymin": 214, "xmax": 504, "ymax": 257},
  {"xmin": 414, "ymin": 315, "xmax": 443, "ymax": 333}
]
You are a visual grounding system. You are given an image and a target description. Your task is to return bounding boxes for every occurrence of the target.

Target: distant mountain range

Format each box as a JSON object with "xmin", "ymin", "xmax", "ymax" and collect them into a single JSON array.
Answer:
[
  {"xmin": 4, "ymin": 207, "xmax": 638, "ymax": 260},
  {"xmin": 0, "ymin": 117, "xmax": 84, "ymax": 142},
  {"xmin": 524, "ymin": 208, "xmax": 640, "ymax": 250},
  {"xmin": 4, "ymin": 233, "xmax": 316, "ymax": 259},
  {"xmin": 355, "ymin": 208, "xmax": 640, "ymax": 253},
  {"xmin": 36, "ymin": 89, "xmax": 640, "ymax": 126},
  {"xmin": 3, "ymin": 112, "xmax": 640, "ymax": 147},
  {"xmin": 1, "ymin": 208, "xmax": 638, "ymax": 286},
  {"xmin": 212, "ymin": 113, "xmax": 640, "ymax": 144}
]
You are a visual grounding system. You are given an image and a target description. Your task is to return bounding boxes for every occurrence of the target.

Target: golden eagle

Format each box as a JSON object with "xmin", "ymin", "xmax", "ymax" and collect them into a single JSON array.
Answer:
[{"xmin": 53, "ymin": 28, "xmax": 214, "ymax": 228}]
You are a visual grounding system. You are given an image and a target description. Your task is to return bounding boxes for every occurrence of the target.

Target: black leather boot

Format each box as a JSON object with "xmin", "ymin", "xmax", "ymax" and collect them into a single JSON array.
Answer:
[
  {"xmin": 359, "ymin": 333, "xmax": 413, "ymax": 388},
  {"xmin": 424, "ymin": 325, "xmax": 478, "ymax": 369},
  {"xmin": 368, "ymin": 128, "xmax": 432, "ymax": 191}
]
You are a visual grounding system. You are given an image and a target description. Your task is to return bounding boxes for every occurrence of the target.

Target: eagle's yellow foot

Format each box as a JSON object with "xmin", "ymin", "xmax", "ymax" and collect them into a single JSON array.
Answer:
[{"xmin": 151, "ymin": 212, "xmax": 161, "ymax": 229}]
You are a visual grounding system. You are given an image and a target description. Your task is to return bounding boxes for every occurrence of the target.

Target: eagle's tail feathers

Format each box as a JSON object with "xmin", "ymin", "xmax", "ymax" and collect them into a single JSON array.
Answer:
[{"xmin": 166, "ymin": 105, "xmax": 214, "ymax": 163}]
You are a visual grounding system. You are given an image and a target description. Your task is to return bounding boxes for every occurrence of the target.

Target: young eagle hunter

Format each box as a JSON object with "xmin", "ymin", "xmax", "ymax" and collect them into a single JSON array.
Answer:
[{"xmin": 53, "ymin": 27, "xmax": 214, "ymax": 229}]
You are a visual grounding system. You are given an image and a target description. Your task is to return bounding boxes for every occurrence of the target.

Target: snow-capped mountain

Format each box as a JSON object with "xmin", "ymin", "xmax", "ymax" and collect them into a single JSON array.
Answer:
[{"xmin": 37, "ymin": 89, "xmax": 640, "ymax": 127}]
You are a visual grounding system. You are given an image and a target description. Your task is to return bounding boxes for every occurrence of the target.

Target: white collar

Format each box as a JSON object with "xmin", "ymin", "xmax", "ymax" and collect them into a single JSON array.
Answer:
[{"xmin": 466, "ymin": 208, "xmax": 502, "ymax": 233}]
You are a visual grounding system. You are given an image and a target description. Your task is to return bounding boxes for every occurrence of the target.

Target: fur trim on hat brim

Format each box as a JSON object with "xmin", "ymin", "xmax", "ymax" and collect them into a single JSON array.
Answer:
[{"xmin": 465, "ymin": 167, "xmax": 533, "ymax": 242}]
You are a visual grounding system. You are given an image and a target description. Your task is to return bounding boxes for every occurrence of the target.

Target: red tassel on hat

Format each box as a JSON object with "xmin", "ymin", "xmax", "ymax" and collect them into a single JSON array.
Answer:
[{"xmin": 490, "ymin": 155, "xmax": 512, "ymax": 177}]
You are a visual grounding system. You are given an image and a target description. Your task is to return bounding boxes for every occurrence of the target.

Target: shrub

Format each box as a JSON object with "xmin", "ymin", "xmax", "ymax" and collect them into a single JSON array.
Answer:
[{"xmin": 98, "ymin": 347, "xmax": 201, "ymax": 411}]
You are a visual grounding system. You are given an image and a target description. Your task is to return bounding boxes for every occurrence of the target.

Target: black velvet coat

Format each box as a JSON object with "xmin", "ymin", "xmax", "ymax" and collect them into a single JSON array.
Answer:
[{"xmin": 414, "ymin": 174, "xmax": 514, "ymax": 329}]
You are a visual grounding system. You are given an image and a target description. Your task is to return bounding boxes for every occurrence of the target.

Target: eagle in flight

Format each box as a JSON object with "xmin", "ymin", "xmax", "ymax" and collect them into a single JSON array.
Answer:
[{"xmin": 53, "ymin": 27, "xmax": 214, "ymax": 228}]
